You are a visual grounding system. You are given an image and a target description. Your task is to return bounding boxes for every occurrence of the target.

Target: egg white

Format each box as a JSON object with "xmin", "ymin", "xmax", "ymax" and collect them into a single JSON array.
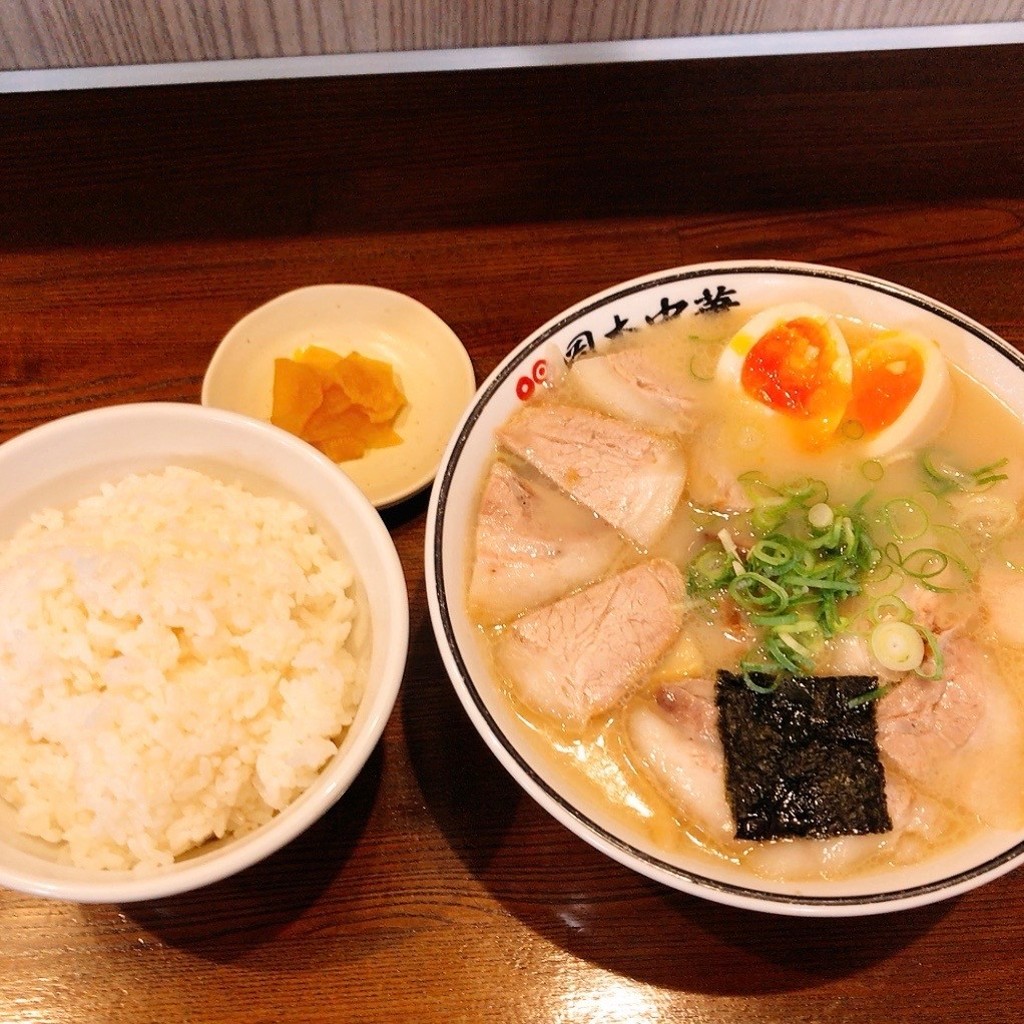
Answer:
[{"xmin": 857, "ymin": 330, "xmax": 953, "ymax": 458}]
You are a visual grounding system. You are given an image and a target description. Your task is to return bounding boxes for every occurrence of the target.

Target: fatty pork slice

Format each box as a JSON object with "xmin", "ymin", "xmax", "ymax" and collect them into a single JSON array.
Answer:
[
  {"xmin": 497, "ymin": 403, "xmax": 687, "ymax": 549},
  {"xmin": 495, "ymin": 559, "xmax": 685, "ymax": 726},
  {"xmin": 570, "ymin": 347, "xmax": 700, "ymax": 436},
  {"xmin": 978, "ymin": 562, "xmax": 1024, "ymax": 646},
  {"xmin": 877, "ymin": 634, "xmax": 1024, "ymax": 829},
  {"xmin": 626, "ymin": 678, "xmax": 734, "ymax": 843},
  {"xmin": 468, "ymin": 461, "xmax": 621, "ymax": 624}
]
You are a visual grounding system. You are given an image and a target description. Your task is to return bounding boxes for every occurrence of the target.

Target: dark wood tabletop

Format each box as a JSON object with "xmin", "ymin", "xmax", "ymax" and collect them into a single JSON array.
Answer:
[{"xmin": 3, "ymin": 42, "xmax": 1024, "ymax": 1024}]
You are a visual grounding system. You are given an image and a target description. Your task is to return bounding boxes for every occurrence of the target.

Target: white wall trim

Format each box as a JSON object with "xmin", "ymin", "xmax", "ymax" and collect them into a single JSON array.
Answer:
[{"xmin": 2, "ymin": 22, "xmax": 1022, "ymax": 93}]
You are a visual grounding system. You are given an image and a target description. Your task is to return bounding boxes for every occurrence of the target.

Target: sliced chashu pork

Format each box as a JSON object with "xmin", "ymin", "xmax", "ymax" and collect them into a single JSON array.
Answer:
[
  {"xmin": 468, "ymin": 461, "xmax": 621, "ymax": 624},
  {"xmin": 495, "ymin": 559, "xmax": 685, "ymax": 725},
  {"xmin": 876, "ymin": 636, "xmax": 985, "ymax": 777},
  {"xmin": 570, "ymin": 347, "xmax": 699, "ymax": 435},
  {"xmin": 877, "ymin": 633, "xmax": 1024, "ymax": 828},
  {"xmin": 626, "ymin": 678, "xmax": 734, "ymax": 842},
  {"xmin": 686, "ymin": 422, "xmax": 752, "ymax": 514},
  {"xmin": 497, "ymin": 403, "xmax": 686, "ymax": 549},
  {"xmin": 977, "ymin": 562, "xmax": 1024, "ymax": 647}
]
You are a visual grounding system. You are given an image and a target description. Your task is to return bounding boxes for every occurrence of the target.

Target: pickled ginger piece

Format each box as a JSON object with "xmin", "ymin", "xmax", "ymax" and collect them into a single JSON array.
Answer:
[
  {"xmin": 317, "ymin": 433, "xmax": 365, "ymax": 464},
  {"xmin": 716, "ymin": 671, "xmax": 891, "ymax": 841},
  {"xmin": 301, "ymin": 383, "xmax": 354, "ymax": 443},
  {"xmin": 295, "ymin": 345, "xmax": 343, "ymax": 373},
  {"xmin": 313, "ymin": 406, "xmax": 402, "ymax": 463},
  {"xmin": 331, "ymin": 351, "xmax": 406, "ymax": 424},
  {"xmin": 271, "ymin": 358, "xmax": 323, "ymax": 436},
  {"xmin": 270, "ymin": 344, "xmax": 407, "ymax": 463}
]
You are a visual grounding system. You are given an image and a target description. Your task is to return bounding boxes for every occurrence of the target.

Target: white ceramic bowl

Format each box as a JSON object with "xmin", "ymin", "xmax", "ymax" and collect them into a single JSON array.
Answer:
[
  {"xmin": 0, "ymin": 402, "xmax": 408, "ymax": 903},
  {"xmin": 425, "ymin": 260, "xmax": 1024, "ymax": 917},
  {"xmin": 202, "ymin": 284, "xmax": 476, "ymax": 508}
]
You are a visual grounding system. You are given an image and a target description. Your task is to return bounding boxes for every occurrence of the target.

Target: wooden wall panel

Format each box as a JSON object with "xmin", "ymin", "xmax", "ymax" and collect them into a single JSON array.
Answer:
[{"xmin": 0, "ymin": 0, "xmax": 1022, "ymax": 72}]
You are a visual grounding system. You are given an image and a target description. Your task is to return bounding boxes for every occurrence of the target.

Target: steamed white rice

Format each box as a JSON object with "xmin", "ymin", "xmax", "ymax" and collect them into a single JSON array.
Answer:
[{"xmin": 0, "ymin": 465, "xmax": 363, "ymax": 871}]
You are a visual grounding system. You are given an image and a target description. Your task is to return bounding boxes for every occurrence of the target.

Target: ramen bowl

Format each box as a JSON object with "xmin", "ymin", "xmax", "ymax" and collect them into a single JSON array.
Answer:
[{"xmin": 425, "ymin": 260, "xmax": 1024, "ymax": 916}]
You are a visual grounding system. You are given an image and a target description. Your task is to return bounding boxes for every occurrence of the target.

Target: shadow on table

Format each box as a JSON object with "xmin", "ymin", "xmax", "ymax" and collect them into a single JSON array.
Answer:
[
  {"xmin": 3, "ymin": 46, "xmax": 1022, "ymax": 251},
  {"xmin": 403, "ymin": 619, "xmax": 952, "ymax": 994},
  {"xmin": 401, "ymin": 615, "xmax": 524, "ymax": 876},
  {"xmin": 122, "ymin": 742, "xmax": 382, "ymax": 964}
]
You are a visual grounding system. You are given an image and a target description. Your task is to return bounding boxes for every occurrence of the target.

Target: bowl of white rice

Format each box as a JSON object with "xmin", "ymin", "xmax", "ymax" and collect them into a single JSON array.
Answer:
[{"xmin": 0, "ymin": 402, "xmax": 408, "ymax": 902}]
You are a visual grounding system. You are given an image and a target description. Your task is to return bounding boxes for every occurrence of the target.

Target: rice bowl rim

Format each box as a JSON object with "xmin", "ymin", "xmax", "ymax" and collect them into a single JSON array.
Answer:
[
  {"xmin": 0, "ymin": 402, "xmax": 409, "ymax": 903},
  {"xmin": 425, "ymin": 259, "xmax": 1024, "ymax": 917}
]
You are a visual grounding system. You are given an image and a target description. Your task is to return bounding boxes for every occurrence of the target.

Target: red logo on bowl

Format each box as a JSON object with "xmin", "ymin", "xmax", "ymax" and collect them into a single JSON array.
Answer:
[{"xmin": 515, "ymin": 359, "xmax": 547, "ymax": 401}]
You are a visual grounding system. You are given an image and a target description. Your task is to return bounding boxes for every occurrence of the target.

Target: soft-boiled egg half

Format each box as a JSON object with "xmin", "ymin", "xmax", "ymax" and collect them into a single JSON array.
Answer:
[
  {"xmin": 847, "ymin": 328, "xmax": 953, "ymax": 457},
  {"xmin": 715, "ymin": 303, "xmax": 853, "ymax": 450},
  {"xmin": 715, "ymin": 303, "xmax": 952, "ymax": 456}
]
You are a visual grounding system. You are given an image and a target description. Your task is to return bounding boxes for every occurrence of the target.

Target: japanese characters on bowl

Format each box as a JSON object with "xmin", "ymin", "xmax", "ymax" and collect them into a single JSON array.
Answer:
[{"xmin": 513, "ymin": 280, "xmax": 741, "ymax": 403}]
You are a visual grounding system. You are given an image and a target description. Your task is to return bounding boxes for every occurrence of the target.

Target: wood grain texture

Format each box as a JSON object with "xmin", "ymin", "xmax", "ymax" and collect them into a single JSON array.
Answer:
[
  {"xmin": 1, "ymin": 0, "xmax": 1023, "ymax": 70},
  {"xmin": 3, "ymin": 45, "xmax": 1024, "ymax": 1024}
]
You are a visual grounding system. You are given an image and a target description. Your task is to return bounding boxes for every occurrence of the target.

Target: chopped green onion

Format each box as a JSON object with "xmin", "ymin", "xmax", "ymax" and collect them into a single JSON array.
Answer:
[
  {"xmin": 785, "ymin": 478, "xmax": 829, "ymax": 506},
  {"xmin": 749, "ymin": 612, "xmax": 801, "ymax": 627},
  {"xmin": 883, "ymin": 498, "xmax": 930, "ymax": 542},
  {"xmin": 861, "ymin": 460, "xmax": 885, "ymax": 482},
  {"xmin": 689, "ymin": 350, "xmax": 717, "ymax": 382},
  {"xmin": 739, "ymin": 666, "xmax": 780, "ymax": 694},
  {"xmin": 922, "ymin": 450, "xmax": 1010, "ymax": 495},
  {"xmin": 686, "ymin": 475, "xmax": 879, "ymax": 683},
  {"xmin": 749, "ymin": 538, "xmax": 794, "ymax": 568},
  {"xmin": 783, "ymin": 574, "xmax": 861, "ymax": 592},
  {"xmin": 897, "ymin": 546, "xmax": 972, "ymax": 592},
  {"xmin": 847, "ymin": 683, "xmax": 892, "ymax": 708},
  {"xmin": 808, "ymin": 502, "xmax": 834, "ymax": 530},
  {"xmin": 687, "ymin": 546, "xmax": 733, "ymax": 593},
  {"xmin": 913, "ymin": 624, "xmax": 945, "ymax": 680},
  {"xmin": 717, "ymin": 528, "xmax": 746, "ymax": 574},
  {"xmin": 729, "ymin": 572, "xmax": 790, "ymax": 613},
  {"xmin": 869, "ymin": 620, "xmax": 926, "ymax": 672},
  {"xmin": 869, "ymin": 595, "xmax": 911, "ymax": 624},
  {"xmin": 899, "ymin": 547, "xmax": 949, "ymax": 580}
]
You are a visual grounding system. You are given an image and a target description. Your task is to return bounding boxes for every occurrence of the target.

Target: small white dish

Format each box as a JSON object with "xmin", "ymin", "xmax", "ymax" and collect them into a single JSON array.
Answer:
[{"xmin": 202, "ymin": 284, "xmax": 476, "ymax": 508}]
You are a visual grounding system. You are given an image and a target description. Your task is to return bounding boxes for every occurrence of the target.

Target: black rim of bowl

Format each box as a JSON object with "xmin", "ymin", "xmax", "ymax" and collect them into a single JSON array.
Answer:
[{"xmin": 432, "ymin": 262, "xmax": 1024, "ymax": 910}]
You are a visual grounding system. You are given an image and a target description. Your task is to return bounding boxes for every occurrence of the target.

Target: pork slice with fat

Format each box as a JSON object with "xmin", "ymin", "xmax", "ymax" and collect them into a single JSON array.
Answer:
[
  {"xmin": 625, "ymin": 678, "xmax": 734, "ymax": 842},
  {"xmin": 497, "ymin": 403, "xmax": 687, "ymax": 549},
  {"xmin": 468, "ymin": 462, "xmax": 622, "ymax": 624},
  {"xmin": 877, "ymin": 634, "xmax": 1024, "ymax": 828},
  {"xmin": 570, "ymin": 347, "xmax": 699, "ymax": 435},
  {"xmin": 495, "ymin": 559, "xmax": 685, "ymax": 726}
]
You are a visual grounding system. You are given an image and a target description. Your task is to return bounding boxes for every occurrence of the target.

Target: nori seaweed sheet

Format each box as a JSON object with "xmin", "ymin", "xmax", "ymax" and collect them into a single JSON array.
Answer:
[{"xmin": 716, "ymin": 670, "xmax": 892, "ymax": 841}]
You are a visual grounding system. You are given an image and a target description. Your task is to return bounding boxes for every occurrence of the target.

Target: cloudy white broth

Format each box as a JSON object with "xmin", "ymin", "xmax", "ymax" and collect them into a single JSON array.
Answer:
[{"xmin": 466, "ymin": 303, "xmax": 1024, "ymax": 882}]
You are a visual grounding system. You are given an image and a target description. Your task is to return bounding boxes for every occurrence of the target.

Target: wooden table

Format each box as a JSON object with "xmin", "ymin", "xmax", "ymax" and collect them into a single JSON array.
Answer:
[{"xmin": 3, "ymin": 42, "xmax": 1024, "ymax": 1024}]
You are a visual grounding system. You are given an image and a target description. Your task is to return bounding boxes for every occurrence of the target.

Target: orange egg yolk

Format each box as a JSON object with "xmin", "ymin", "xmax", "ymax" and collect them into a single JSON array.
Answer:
[
  {"xmin": 847, "ymin": 342, "xmax": 924, "ymax": 434},
  {"xmin": 739, "ymin": 317, "xmax": 851, "ymax": 447}
]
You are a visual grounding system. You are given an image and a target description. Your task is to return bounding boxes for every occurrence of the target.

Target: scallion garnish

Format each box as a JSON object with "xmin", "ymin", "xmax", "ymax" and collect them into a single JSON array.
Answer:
[
  {"xmin": 686, "ymin": 475, "xmax": 880, "ymax": 688},
  {"xmin": 922, "ymin": 450, "xmax": 1009, "ymax": 495},
  {"xmin": 882, "ymin": 497, "xmax": 930, "ymax": 542},
  {"xmin": 847, "ymin": 683, "xmax": 892, "ymax": 708},
  {"xmin": 869, "ymin": 620, "xmax": 925, "ymax": 672}
]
